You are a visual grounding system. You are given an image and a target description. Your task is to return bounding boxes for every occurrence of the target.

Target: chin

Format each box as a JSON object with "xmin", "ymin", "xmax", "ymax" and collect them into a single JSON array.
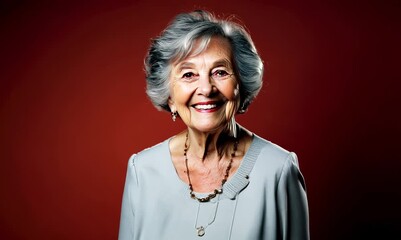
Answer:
[{"xmin": 191, "ymin": 122, "xmax": 227, "ymax": 134}]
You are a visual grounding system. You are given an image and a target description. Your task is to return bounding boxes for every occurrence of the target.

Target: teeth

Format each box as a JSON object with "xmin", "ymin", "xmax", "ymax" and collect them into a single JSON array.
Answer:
[{"xmin": 194, "ymin": 104, "xmax": 217, "ymax": 110}]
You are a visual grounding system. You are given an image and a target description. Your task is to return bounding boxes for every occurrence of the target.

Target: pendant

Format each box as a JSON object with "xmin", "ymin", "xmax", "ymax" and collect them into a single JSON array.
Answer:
[{"xmin": 197, "ymin": 226, "xmax": 205, "ymax": 237}]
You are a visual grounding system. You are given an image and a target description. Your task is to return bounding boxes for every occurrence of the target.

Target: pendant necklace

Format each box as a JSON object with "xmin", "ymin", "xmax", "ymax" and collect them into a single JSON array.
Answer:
[
  {"xmin": 184, "ymin": 132, "xmax": 239, "ymax": 236},
  {"xmin": 194, "ymin": 195, "xmax": 220, "ymax": 237}
]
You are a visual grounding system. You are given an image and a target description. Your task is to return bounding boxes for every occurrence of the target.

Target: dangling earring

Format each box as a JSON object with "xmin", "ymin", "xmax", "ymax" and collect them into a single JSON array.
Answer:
[
  {"xmin": 171, "ymin": 111, "xmax": 177, "ymax": 122},
  {"xmin": 238, "ymin": 102, "xmax": 246, "ymax": 114}
]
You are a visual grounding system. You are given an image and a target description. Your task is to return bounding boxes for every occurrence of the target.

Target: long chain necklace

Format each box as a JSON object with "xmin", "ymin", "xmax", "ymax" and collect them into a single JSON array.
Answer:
[
  {"xmin": 184, "ymin": 132, "xmax": 239, "ymax": 203},
  {"xmin": 194, "ymin": 196, "xmax": 220, "ymax": 237}
]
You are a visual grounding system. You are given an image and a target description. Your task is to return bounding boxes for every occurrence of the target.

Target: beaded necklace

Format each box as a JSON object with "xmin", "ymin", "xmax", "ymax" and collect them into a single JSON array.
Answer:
[{"xmin": 184, "ymin": 132, "xmax": 238, "ymax": 203}]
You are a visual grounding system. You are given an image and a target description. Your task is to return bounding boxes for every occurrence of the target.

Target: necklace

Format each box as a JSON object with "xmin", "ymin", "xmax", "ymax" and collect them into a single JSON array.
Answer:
[
  {"xmin": 184, "ymin": 132, "xmax": 239, "ymax": 203},
  {"xmin": 194, "ymin": 196, "xmax": 220, "ymax": 237}
]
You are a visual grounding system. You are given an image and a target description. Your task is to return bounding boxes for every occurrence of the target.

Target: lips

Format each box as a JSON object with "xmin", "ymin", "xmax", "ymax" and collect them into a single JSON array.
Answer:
[
  {"xmin": 194, "ymin": 103, "xmax": 217, "ymax": 110},
  {"xmin": 192, "ymin": 101, "xmax": 223, "ymax": 112}
]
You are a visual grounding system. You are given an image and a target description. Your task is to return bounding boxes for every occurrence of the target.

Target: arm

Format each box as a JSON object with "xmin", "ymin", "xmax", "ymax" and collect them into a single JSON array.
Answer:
[
  {"xmin": 118, "ymin": 154, "xmax": 138, "ymax": 240},
  {"xmin": 277, "ymin": 152, "xmax": 310, "ymax": 240}
]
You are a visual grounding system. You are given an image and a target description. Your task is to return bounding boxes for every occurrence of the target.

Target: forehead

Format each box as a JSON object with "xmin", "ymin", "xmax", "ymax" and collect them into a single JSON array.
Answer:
[{"xmin": 174, "ymin": 36, "xmax": 233, "ymax": 69}]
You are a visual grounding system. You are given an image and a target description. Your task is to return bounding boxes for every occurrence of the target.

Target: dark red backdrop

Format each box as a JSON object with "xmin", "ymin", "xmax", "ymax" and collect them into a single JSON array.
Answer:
[{"xmin": 1, "ymin": 1, "xmax": 400, "ymax": 239}]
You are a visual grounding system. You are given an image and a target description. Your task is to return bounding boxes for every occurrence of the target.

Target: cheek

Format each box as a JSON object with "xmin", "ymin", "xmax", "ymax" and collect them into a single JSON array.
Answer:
[
  {"xmin": 171, "ymin": 86, "xmax": 192, "ymax": 122},
  {"xmin": 171, "ymin": 84, "xmax": 191, "ymax": 105},
  {"xmin": 217, "ymin": 79, "xmax": 239, "ymax": 100}
]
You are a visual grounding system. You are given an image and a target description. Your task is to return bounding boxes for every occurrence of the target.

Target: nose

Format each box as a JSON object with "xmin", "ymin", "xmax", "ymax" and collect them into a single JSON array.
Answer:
[{"xmin": 197, "ymin": 74, "xmax": 214, "ymax": 96}]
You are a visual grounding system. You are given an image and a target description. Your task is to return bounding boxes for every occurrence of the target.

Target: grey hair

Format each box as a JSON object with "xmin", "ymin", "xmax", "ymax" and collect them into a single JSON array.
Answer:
[{"xmin": 145, "ymin": 10, "xmax": 264, "ymax": 112}]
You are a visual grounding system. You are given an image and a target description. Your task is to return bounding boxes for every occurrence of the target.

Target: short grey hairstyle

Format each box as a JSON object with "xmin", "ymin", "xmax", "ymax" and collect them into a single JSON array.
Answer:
[{"xmin": 145, "ymin": 10, "xmax": 264, "ymax": 112}]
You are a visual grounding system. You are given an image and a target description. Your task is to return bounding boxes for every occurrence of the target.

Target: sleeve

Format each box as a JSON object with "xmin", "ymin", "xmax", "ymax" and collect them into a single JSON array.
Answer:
[
  {"xmin": 276, "ymin": 152, "xmax": 310, "ymax": 240},
  {"xmin": 118, "ymin": 154, "xmax": 138, "ymax": 240}
]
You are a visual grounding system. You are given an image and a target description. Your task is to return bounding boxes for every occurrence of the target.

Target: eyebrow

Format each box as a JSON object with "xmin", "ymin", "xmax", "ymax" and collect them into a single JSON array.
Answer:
[
  {"xmin": 176, "ymin": 62, "xmax": 196, "ymax": 71},
  {"xmin": 212, "ymin": 59, "xmax": 232, "ymax": 69},
  {"xmin": 176, "ymin": 58, "xmax": 233, "ymax": 72}
]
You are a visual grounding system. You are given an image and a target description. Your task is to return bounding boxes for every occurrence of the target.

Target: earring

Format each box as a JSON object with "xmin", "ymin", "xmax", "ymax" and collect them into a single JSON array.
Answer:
[
  {"xmin": 171, "ymin": 111, "xmax": 177, "ymax": 122},
  {"xmin": 238, "ymin": 102, "xmax": 247, "ymax": 114}
]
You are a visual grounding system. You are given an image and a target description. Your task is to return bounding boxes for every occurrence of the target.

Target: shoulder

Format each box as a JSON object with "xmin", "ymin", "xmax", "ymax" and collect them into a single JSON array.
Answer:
[
  {"xmin": 127, "ymin": 138, "xmax": 171, "ymax": 168},
  {"xmin": 250, "ymin": 134, "xmax": 300, "ymax": 175},
  {"xmin": 254, "ymin": 135, "xmax": 291, "ymax": 158}
]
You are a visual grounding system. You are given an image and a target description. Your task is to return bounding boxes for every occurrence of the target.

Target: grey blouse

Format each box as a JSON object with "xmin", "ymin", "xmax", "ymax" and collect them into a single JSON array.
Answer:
[{"xmin": 119, "ymin": 134, "xmax": 309, "ymax": 240}]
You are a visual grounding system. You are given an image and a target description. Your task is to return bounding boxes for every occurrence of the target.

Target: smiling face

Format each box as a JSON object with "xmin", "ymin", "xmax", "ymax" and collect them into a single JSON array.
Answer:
[{"xmin": 168, "ymin": 36, "xmax": 240, "ymax": 134}]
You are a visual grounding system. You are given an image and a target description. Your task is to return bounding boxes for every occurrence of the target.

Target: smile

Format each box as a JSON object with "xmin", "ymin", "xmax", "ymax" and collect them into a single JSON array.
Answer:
[
  {"xmin": 194, "ymin": 104, "xmax": 217, "ymax": 110},
  {"xmin": 192, "ymin": 102, "xmax": 222, "ymax": 112}
]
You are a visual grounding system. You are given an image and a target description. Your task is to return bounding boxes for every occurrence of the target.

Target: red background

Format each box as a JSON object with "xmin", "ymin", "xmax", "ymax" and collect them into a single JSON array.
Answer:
[{"xmin": 1, "ymin": 0, "xmax": 400, "ymax": 239}]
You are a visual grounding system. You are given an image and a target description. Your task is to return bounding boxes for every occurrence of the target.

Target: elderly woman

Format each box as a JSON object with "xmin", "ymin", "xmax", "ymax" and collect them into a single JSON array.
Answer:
[{"xmin": 119, "ymin": 10, "xmax": 309, "ymax": 240}]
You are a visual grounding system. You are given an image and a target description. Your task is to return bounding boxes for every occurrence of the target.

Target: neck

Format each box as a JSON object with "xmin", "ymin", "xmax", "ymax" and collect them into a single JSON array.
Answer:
[{"xmin": 186, "ymin": 125, "xmax": 237, "ymax": 162}]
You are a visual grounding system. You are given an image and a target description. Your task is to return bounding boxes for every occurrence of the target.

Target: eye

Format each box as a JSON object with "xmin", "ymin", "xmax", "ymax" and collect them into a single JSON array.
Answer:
[
  {"xmin": 211, "ymin": 70, "xmax": 230, "ymax": 79},
  {"xmin": 181, "ymin": 72, "xmax": 199, "ymax": 81}
]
